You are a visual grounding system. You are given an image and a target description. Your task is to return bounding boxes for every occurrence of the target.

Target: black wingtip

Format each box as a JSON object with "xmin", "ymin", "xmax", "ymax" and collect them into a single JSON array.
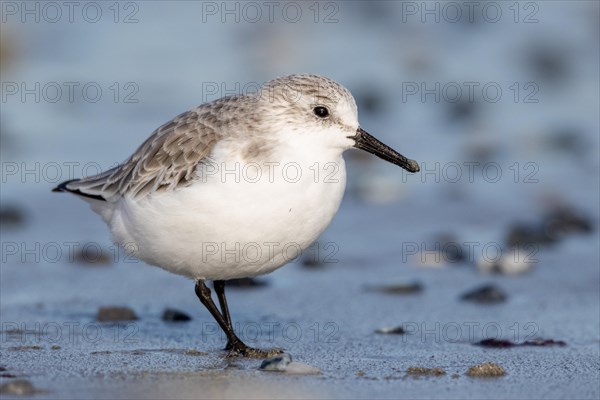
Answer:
[
  {"xmin": 52, "ymin": 179, "xmax": 106, "ymax": 201},
  {"xmin": 52, "ymin": 179, "xmax": 77, "ymax": 193}
]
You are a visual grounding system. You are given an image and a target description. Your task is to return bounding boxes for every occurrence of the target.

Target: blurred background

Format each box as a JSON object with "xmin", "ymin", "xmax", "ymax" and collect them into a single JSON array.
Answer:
[{"xmin": 1, "ymin": 1, "xmax": 599, "ymax": 399}]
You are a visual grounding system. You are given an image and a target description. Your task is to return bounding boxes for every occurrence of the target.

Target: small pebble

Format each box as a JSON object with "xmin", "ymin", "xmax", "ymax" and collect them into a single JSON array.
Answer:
[
  {"xmin": 447, "ymin": 98, "xmax": 477, "ymax": 122},
  {"xmin": 354, "ymin": 87, "xmax": 385, "ymax": 115},
  {"xmin": 284, "ymin": 362, "xmax": 321, "ymax": 375},
  {"xmin": 0, "ymin": 205, "xmax": 26, "ymax": 228},
  {"xmin": 375, "ymin": 326, "xmax": 405, "ymax": 335},
  {"xmin": 356, "ymin": 370, "xmax": 365, "ymax": 377},
  {"xmin": 51, "ymin": 345, "xmax": 61, "ymax": 350},
  {"xmin": 73, "ymin": 243, "xmax": 112, "ymax": 265},
  {"xmin": 183, "ymin": 349, "xmax": 208, "ymax": 356},
  {"xmin": 8, "ymin": 345, "xmax": 42, "ymax": 351},
  {"xmin": 523, "ymin": 338, "xmax": 567, "ymax": 347},
  {"xmin": 543, "ymin": 128, "xmax": 587, "ymax": 157},
  {"xmin": 97, "ymin": 306, "xmax": 138, "ymax": 322},
  {"xmin": 301, "ymin": 256, "xmax": 324, "ymax": 268},
  {"xmin": 0, "ymin": 33, "xmax": 16, "ymax": 70},
  {"xmin": 367, "ymin": 281, "xmax": 423, "ymax": 295},
  {"xmin": 466, "ymin": 363, "xmax": 505, "ymax": 377},
  {"xmin": 432, "ymin": 233, "xmax": 468, "ymax": 263},
  {"xmin": 543, "ymin": 208, "xmax": 593, "ymax": 240},
  {"xmin": 465, "ymin": 144, "xmax": 500, "ymax": 165},
  {"xmin": 476, "ymin": 339, "xmax": 516, "ymax": 348},
  {"xmin": 0, "ymin": 366, "xmax": 15, "ymax": 378},
  {"xmin": 162, "ymin": 308, "xmax": 192, "ymax": 322},
  {"xmin": 476, "ymin": 338, "xmax": 567, "ymax": 347},
  {"xmin": 477, "ymin": 252, "xmax": 534, "ymax": 275},
  {"xmin": 259, "ymin": 353, "xmax": 292, "ymax": 372},
  {"xmin": 0, "ymin": 380, "xmax": 37, "ymax": 395},
  {"xmin": 505, "ymin": 207, "xmax": 592, "ymax": 248},
  {"xmin": 461, "ymin": 284, "xmax": 507, "ymax": 304},
  {"xmin": 414, "ymin": 251, "xmax": 449, "ymax": 268},
  {"xmin": 505, "ymin": 223, "xmax": 552, "ymax": 247},
  {"xmin": 528, "ymin": 45, "xmax": 568, "ymax": 83},
  {"xmin": 406, "ymin": 367, "xmax": 446, "ymax": 377}
]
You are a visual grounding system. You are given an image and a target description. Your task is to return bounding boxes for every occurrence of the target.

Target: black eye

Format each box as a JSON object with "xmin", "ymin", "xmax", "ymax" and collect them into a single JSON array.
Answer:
[{"xmin": 313, "ymin": 106, "xmax": 329, "ymax": 118}]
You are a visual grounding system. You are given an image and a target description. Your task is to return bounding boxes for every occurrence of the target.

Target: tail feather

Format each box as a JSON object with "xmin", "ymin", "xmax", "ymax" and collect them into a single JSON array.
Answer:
[
  {"xmin": 52, "ymin": 179, "xmax": 107, "ymax": 201},
  {"xmin": 52, "ymin": 165, "xmax": 124, "ymax": 201}
]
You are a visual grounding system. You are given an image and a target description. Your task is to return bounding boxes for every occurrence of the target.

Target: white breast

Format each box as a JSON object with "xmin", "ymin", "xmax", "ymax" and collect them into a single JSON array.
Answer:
[{"xmin": 106, "ymin": 156, "xmax": 347, "ymax": 280}]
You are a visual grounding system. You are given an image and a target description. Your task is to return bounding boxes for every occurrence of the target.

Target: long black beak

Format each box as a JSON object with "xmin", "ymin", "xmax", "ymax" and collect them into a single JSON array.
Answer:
[{"xmin": 350, "ymin": 127, "xmax": 420, "ymax": 173}]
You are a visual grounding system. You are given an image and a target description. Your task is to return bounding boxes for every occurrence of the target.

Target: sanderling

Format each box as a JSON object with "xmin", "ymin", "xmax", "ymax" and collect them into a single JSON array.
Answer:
[{"xmin": 54, "ymin": 74, "xmax": 419, "ymax": 357}]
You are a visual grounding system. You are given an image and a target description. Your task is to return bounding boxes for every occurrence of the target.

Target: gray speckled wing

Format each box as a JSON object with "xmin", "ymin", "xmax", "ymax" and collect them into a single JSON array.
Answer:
[{"xmin": 59, "ymin": 108, "xmax": 223, "ymax": 200}]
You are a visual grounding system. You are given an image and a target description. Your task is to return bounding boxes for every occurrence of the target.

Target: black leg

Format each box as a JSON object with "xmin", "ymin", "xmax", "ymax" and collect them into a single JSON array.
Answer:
[
  {"xmin": 194, "ymin": 280, "xmax": 248, "ymax": 354},
  {"xmin": 213, "ymin": 280, "xmax": 237, "ymax": 350},
  {"xmin": 213, "ymin": 281, "xmax": 233, "ymax": 330},
  {"xmin": 194, "ymin": 280, "xmax": 234, "ymax": 336},
  {"xmin": 194, "ymin": 279, "xmax": 284, "ymax": 358}
]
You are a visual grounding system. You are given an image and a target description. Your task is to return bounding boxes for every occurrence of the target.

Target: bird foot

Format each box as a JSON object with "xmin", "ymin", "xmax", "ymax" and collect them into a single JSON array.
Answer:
[{"xmin": 225, "ymin": 341, "xmax": 284, "ymax": 359}]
